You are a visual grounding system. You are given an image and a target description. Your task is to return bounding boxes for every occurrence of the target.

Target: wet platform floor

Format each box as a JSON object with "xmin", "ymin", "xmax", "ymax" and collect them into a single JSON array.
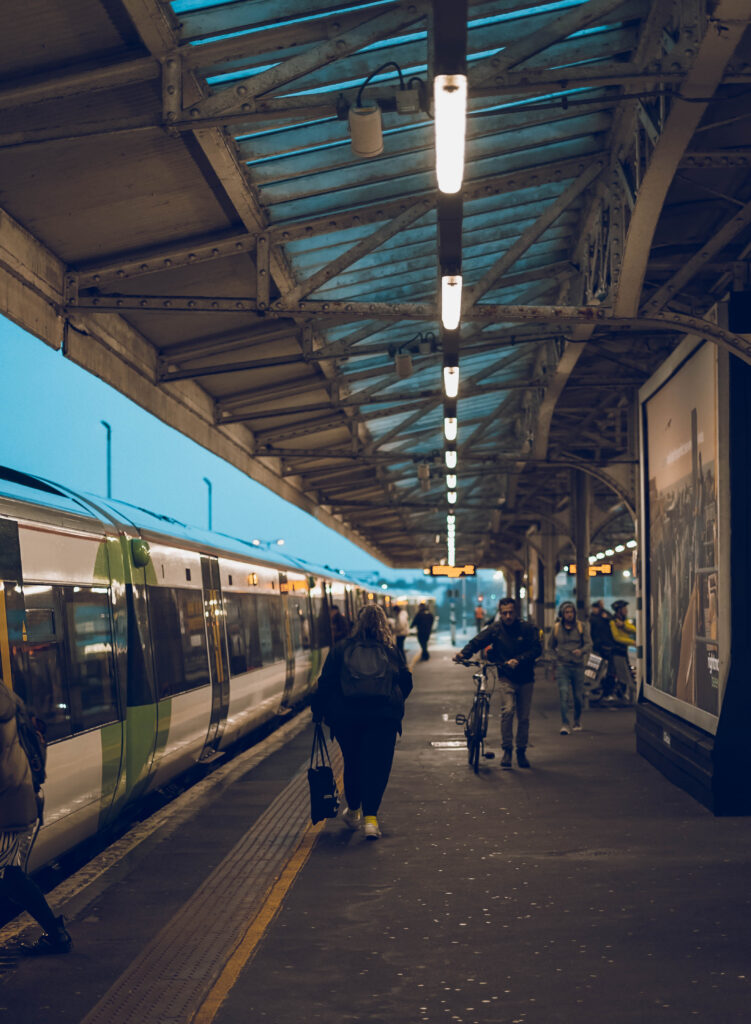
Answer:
[{"xmin": 2, "ymin": 635, "xmax": 751, "ymax": 1023}]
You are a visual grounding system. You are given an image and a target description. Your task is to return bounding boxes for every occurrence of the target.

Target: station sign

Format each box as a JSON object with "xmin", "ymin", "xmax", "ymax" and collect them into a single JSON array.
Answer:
[
  {"xmin": 280, "ymin": 580, "xmax": 309, "ymax": 593},
  {"xmin": 425, "ymin": 564, "xmax": 476, "ymax": 578},
  {"xmin": 565, "ymin": 563, "xmax": 612, "ymax": 576}
]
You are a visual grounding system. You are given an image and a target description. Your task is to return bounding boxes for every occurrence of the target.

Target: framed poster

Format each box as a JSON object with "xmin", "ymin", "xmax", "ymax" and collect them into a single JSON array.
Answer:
[{"xmin": 639, "ymin": 338, "xmax": 728, "ymax": 733}]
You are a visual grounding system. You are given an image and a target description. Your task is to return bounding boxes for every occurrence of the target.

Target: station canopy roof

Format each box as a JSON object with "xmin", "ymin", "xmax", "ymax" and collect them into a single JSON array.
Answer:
[{"xmin": 1, "ymin": 0, "xmax": 750, "ymax": 568}]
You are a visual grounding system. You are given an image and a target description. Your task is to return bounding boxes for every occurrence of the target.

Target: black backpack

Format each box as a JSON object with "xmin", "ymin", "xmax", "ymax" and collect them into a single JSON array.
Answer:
[
  {"xmin": 15, "ymin": 696, "xmax": 47, "ymax": 793},
  {"xmin": 340, "ymin": 640, "xmax": 395, "ymax": 698}
]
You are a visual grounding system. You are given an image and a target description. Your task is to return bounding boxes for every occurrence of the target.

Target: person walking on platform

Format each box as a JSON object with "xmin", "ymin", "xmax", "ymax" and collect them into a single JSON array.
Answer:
[
  {"xmin": 589, "ymin": 600, "xmax": 612, "ymax": 656},
  {"xmin": 311, "ymin": 604, "xmax": 412, "ymax": 840},
  {"xmin": 411, "ymin": 603, "xmax": 434, "ymax": 661},
  {"xmin": 0, "ymin": 681, "xmax": 72, "ymax": 955},
  {"xmin": 549, "ymin": 602, "xmax": 591, "ymax": 734},
  {"xmin": 393, "ymin": 606, "xmax": 410, "ymax": 662},
  {"xmin": 454, "ymin": 597, "xmax": 542, "ymax": 768},
  {"xmin": 329, "ymin": 604, "xmax": 351, "ymax": 645},
  {"xmin": 610, "ymin": 600, "xmax": 637, "ymax": 703}
]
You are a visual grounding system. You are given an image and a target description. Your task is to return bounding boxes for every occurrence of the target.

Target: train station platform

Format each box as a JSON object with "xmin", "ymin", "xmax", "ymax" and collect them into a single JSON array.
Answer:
[{"xmin": 2, "ymin": 633, "xmax": 751, "ymax": 1024}]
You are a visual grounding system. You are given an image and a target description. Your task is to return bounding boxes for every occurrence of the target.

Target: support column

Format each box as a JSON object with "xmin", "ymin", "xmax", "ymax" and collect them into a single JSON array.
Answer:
[
  {"xmin": 572, "ymin": 470, "xmax": 591, "ymax": 619},
  {"xmin": 542, "ymin": 531, "xmax": 559, "ymax": 645}
]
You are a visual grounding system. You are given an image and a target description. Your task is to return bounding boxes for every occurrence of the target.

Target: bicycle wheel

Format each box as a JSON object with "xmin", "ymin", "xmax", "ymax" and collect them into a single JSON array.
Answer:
[
  {"xmin": 466, "ymin": 705, "xmax": 482, "ymax": 773},
  {"xmin": 478, "ymin": 697, "xmax": 489, "ymax": 744}
]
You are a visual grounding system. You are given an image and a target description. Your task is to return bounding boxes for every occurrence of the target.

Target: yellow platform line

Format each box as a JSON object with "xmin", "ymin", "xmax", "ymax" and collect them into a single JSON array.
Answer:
[{"xmin": 192, "ymin": 774, "xmax": 341, "ymax": 1024}]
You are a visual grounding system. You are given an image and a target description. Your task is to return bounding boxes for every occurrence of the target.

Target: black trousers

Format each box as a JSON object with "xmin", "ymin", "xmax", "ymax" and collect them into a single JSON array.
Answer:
[{"xmin": 335, "ymin": 720, "xmax": 399, "ymax": 817}]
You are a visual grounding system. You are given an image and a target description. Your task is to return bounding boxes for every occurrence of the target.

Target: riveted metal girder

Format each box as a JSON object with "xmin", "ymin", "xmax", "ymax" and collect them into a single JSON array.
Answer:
[
  {"xmin": 281, "ymin": 202, "xmax": 433, "ymax": 304},
  {"xmin": 67, "ymin": 160, "xmax": 587, "ymax": 290},
  {"xmin": 640, "ymin": 195, "xmax": 751, "ymax": 314},
  {"xmin": 471, "ymin": 0, "xmax": 632, "ymax": 85},
  {"xmin": 462, "ymin": 163, "xmax": 605, "ymax": 310},
  {"xmin": 614, "ymin": 0, "xmax": 751, "ymax": 316},
  {"xmin": 185, "ymin": 3, "xmax": 428, "ymax": 120}
]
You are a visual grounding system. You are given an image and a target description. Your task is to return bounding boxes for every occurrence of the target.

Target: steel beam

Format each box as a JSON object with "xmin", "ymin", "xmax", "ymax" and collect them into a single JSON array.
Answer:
[
  {"xmin": 614, "ymin": 0, "xmax": 751, "ymax": 316},
  {"xmin": 281, "ymin": 202, "xmax": 433, "ymax": 304},
  {"xmin": 462, "ymin": 163, "xmax": 605, "ymax": 311},
  {"xmin": 66, "ymin": 158, "xmax": 596, "ymax": 291},
  {"xmin": 472, "ymin": 0, "xmax": 631, "ymax": 84},
  {"xmin": 640, "ymin": 195, "xmax": 751, "ymax": 314},
  {"xmin": 0, "ymin": 55, "xmax": 160, "ymax": 110},
  {"xmin": 188, "ymin": 4, "xmax": 427, "ymax": 119}
]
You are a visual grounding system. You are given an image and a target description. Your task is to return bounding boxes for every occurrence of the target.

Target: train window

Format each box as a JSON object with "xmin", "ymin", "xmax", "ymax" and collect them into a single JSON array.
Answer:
[
  {"xmin": 223, "ymin": 591, "xmax": 262, "ymax": 675},
  {"xmin": 177, "ymin": 589, "xmax": 210, "ymax": 692},
  {"xmin": 25, "ymin": 607, "xmax": 56, "ymax": 642},
  {"xmin": 17, "ymin": 586, "xmax": 71, "ymax": 742},
  {"xmin": 267, "ymin": 597, "xmax": 285, "ymax": 662},
  {"xmin": 61, "ymin": 586, "xmax": 119, "ymax": 732},
  {"xmin": 312, "ymin": 597, "xmax": 332, "ymax": 648},
  {"xmin": 256, "ymin": 595, "xmax": 284, "ymax": 664},
  {"xmin": 287, "ymin": 596, "xmax": 311, "ymax": 653},
  {"xmin": 148, "ymin": 586, "xmax": 210, "ymax": 697},
  {"xmin": 148, "ymin": 587, "xmax": 184, "ymax": 698}
]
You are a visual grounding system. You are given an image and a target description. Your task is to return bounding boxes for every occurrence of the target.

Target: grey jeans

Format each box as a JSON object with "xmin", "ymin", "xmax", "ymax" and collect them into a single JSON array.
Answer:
[{"xmin": 499, "ymin": 679, "xmax": 534, "ymax": 750}]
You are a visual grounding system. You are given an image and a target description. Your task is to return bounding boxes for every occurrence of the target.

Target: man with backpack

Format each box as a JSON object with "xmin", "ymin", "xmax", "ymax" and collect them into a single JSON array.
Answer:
[
  {"xmin": 549, "ymin": 601, "xmax": 592, "ymax": 734},
  {"xmin": 0, "ymin": 680, "xmax": 72, "ymax": 955},
  {"xmin": 311, "ymin": 604, "xmax": 412, "ymax": 840}
]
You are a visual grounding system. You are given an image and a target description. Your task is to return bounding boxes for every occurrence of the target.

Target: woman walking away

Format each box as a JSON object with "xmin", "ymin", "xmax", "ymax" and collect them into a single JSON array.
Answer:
[
  {"xmin": 311, "ymin": 604, "xmax": 412, "ymax": 840},
  {"xmin": 0, "ymin": 681, "xmax": 72, "ymax": 955}
]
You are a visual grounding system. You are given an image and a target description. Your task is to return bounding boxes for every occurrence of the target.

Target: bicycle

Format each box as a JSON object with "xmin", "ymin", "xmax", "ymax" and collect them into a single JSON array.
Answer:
[{"xmin": 455, "ymin": 660, "xmax": 496, "ymax": 773}]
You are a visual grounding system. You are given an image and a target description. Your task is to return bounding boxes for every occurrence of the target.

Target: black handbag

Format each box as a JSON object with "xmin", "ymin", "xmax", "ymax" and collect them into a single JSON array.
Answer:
[{"xmin": 308, "ymin": 723, "xmax": 340, "ymax": 824}]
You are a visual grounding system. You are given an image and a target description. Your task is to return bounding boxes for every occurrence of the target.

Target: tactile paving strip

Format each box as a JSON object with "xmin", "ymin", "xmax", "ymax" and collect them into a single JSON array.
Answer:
[{"xmin": 81, "ymin": 746, "xmax": 342, "ymax": 1024}]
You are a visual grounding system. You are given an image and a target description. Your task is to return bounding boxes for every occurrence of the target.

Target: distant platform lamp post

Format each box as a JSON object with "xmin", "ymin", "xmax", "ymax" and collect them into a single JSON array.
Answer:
[
  {"xmin": 100, "ymin": 420, "xmax": 112, "ymax": 498},
  {"xmin": 203, "ymin": 476, "xmax": 213, "ymax": 531}
]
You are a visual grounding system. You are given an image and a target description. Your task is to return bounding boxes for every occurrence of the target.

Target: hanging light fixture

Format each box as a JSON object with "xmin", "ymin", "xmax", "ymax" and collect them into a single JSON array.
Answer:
[
  {"xmin": 446, "ymin": 474, "xmax": 457, "ymax": 489},
  {"xmin": 443, "ymin": 365, "xmax": 459, "ymax": 398},
  {"xmin": 447, "ymin": 491, "xmax": 457, "ymax": 504},
  {"xmin": 444, "ymin": 417, "xmax": 457, "ymax": 442},
  {"xmin": 433, "ymin": 0, "xmax": 468, "ymax": 194},
  {"xmin": 441, "ymin": 275, "xmax": 462, "ymax": 331},
  {"xmin": 434, "ymin": 75, "xmax": 467, "ymax": 193},
  {"xmin": 445, "ymin": 447, "xmax": 457, "ymax": 470}
]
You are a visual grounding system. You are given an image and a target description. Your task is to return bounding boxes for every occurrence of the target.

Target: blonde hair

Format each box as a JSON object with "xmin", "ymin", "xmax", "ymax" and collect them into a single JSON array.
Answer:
[{"xmin": 352, "ymin": 604, "xmax": 396, "ymax": 649}]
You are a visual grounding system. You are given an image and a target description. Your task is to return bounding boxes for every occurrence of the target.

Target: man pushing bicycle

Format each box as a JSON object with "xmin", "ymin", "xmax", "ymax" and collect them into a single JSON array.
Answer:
[{"xmin": 454, "ymin": 597, "xmax": 542, "ymax": 768}]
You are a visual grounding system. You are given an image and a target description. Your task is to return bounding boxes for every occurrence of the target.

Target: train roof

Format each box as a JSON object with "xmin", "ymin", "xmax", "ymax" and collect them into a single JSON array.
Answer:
[{"xmin": 0, "ymin": 464, "xmax": 375, "ymax": 590}]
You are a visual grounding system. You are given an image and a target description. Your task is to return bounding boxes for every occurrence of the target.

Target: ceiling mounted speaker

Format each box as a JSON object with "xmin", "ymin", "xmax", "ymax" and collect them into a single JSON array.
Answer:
[
  {"xmin": 349, "ymin": 105, "xmax": 383, "ymax": 158},
  {"xmin": 395, "ymin": 352, "xmax": 413, "ymax": 378}
]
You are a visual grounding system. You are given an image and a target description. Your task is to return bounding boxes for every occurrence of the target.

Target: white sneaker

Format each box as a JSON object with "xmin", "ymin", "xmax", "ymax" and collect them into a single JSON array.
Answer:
[
  {"xmin": 342, "ymin": 807, "xmax": 362, "ymax": 830},
  {"xmin": 560, "ymin": 725, "xmax": 570, "ymax": 735},
  {"xmin": 573, "ymin": 723, "xmax": 583, "ymax": 732},
  {"xmin": 363, "ymin": 816, "xmax": 381, "ymax": 840}
]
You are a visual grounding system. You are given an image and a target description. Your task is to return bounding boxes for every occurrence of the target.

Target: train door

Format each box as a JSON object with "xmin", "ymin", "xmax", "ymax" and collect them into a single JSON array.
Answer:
[
  {"xmin": 0, "ymin": 519, "xmax": 23, "ymax": 694},
  {"xmin": 278, "ymin": 573, "xmax": 295, "ymax": 709},
  {"xmin": 200, "ymin": 555, "xmax": 230, "ymax": 756}
]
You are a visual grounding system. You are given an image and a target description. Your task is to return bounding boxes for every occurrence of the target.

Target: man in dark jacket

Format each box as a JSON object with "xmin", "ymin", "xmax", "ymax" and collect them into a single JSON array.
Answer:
[
  {"xmin": 454, "ymin": 597, "xmax": 542, "ymax": 768},
  {"xmin": 411, "ymin": 603, "xmax": 435, "ymax": 661}
]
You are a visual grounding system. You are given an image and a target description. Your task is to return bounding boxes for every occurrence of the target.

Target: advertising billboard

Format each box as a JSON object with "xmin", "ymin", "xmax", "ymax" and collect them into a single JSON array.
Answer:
[{"xmin": 641, "ymin": 340, "xmax": 723, "ymax": 730}]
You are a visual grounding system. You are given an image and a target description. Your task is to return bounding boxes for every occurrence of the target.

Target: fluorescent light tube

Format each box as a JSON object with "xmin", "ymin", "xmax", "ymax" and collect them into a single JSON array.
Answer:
[
  {"xmin": 443, "ymin": 364, "xmax": 459, "ymax": 398},
  {"xmin": 434, "ymin": 74, "xmax": 467, "ymax": 194},
  {"xmin": 441, "ymin": 275, "xmax": 462, "ymax": 330}
]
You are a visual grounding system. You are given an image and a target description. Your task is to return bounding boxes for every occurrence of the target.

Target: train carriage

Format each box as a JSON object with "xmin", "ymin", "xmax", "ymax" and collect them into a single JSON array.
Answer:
[{"xmin": 0, "ymin": 466, "xmax": 372, "ymax": 870}]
